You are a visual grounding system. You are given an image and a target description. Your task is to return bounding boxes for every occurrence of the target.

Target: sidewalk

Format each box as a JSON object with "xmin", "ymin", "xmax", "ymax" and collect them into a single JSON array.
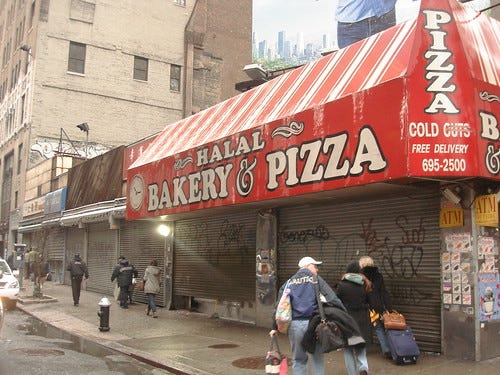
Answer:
[{"xmin": 17, "ymin": 282, "xmax": 499, "ymax": 375}]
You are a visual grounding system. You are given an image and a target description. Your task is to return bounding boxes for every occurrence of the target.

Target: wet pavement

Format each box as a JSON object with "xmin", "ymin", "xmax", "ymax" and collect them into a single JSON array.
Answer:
[
  {"xmin": 0, "ymin": 309, "xmax": 172, "ymax": 374},
  {"xmin": 15, "ymin": 282, "xmax": 500, "ymax": 374}
]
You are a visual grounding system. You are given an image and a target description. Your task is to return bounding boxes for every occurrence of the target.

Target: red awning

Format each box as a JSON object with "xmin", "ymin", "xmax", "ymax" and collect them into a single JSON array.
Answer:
[{"xmin": 127, "ymin": 0, "xmax": 500, "ymax": 220}]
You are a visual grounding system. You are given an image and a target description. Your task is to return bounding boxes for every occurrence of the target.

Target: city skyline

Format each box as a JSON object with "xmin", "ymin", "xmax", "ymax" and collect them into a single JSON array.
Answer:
[
  {"xmin": 252, "ymin": 0, "xmax": 491, "ymax": 54},
  {"xmin": 252, "ymin": 0, "xmax": 423, "ymax": 64}
]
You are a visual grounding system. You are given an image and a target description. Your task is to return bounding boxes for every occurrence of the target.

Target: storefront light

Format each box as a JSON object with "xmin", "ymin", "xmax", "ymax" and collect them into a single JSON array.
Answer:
[{"xmin": 157, "ymin": 224, "xmax": 170, "ymax": 237}]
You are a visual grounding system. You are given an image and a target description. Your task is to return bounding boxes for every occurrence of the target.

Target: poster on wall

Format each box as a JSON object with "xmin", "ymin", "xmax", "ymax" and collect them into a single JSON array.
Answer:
[
  {"xmin": 445, "ymin": 233, "xmax": 472, "ymax": 252},
  {"xmin": 478, "ymin": 236, "xmax": 498, "ymax": 259},
  {"xmin": 443, "ymin": 233, "xmax": 474, "ymax": 306},
  {"xmin": 478, "ymin": 272, "xmax": 500, "ymax": 321}
]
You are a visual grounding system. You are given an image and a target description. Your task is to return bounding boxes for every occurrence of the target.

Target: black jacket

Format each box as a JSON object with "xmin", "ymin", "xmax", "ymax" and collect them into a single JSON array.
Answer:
[
  {"xmin": 111, "ymin": 259, "xmax": 137, "ymax": 287},
  {"xmin": 361, "ymin": 265, "xmax": 392, "ymax": 314},
  {"xmin": 67, "ymin": 257, "xmax": 89, "ymax": 279},
  {"xmin": 335, "ymin": 274, "xmax": 372, "ymax": 343},
  {"xmin": 301, "ymin": 305, "xmax": 366, "ymax": 353}
]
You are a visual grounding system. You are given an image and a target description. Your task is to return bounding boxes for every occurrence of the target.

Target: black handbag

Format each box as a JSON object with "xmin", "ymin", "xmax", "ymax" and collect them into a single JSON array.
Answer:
[{"xmin": 314, "ymin": 278, "xmax": 345, "ymax": 353}]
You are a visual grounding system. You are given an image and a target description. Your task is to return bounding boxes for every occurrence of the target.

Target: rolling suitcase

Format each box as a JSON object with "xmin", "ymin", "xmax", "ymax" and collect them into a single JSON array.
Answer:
[{"xmin": 386, "ymin": 325, "xmax": 420, "ymax": 365}]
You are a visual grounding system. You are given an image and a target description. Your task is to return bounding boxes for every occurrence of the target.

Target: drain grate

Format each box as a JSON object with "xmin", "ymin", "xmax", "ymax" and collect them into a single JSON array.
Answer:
[
  {"xmin": 232, "ymin": 356, "xmax": 265, "ymax": 369},
  {"xmin": 208, "ymin": 343, "xmax": 239, "ymax": 349},
  {"xmin": 9, "ymin": 348, "xmax": 65, "ymax": 356}
]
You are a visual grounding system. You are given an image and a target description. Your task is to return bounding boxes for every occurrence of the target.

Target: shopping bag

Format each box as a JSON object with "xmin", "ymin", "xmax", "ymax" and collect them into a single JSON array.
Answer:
[
  {"xmin": 265, "ymin": 336, "xmax": 288, "ymax": 374},
  {"xmin": 275, "ymin": 280, "xmax": 292, "ymax": 333},
  {"xmin": 383, "ymin": 310, "xmax": 406, "ymax": 330},
  {"xmin": 137, "ymin": 279, "xmax": 145, "ymax": 291},
  {"xmin": 369, "ymin": 309, "xmax": 380, "ymax": 325}
]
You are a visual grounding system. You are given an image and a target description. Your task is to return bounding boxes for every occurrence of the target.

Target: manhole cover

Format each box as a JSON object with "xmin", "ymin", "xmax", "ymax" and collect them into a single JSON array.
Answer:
[
  {"xmin": 9, "ymin": 348, "xmax": 65, "ymax": 356},
  {"xmin": 208, "ymin": 343, "xmax": 239, "ymax": 349},
  {"xmin": 232, "ymin": 356, "xmax": 265, "ymax": 369}
]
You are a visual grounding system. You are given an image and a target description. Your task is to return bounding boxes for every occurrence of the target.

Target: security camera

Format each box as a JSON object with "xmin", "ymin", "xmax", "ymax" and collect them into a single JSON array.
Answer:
[{"xmin": 442, "ymin": 187, "xmax": 461, "ymax": 204}]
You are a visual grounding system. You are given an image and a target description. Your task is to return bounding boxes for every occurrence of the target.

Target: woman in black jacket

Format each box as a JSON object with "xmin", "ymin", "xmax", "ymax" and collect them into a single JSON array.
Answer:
[
  {"xmin": 336, "ymin": 260, "xmax": 371, "ymax": 375},
  {"xmin": 359, "ymin": 255, "xmax": 392, "ymax": 359}
]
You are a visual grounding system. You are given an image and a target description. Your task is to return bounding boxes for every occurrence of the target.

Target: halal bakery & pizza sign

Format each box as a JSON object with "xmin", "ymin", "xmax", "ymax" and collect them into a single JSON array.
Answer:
[{"xmin": 136, "ymin": 122, "xmax": 388, "ymax": 214}]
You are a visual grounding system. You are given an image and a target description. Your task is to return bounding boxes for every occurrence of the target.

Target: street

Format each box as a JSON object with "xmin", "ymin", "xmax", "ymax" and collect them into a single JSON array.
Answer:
[{"xmin": 0, "ymin": 308, "xmax": 172, "ymax": 375}]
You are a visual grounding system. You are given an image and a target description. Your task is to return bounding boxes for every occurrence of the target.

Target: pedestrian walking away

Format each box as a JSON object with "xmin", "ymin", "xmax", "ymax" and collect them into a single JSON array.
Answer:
[
  {"xmin": 113, "ymin": 256, "xmax": 125, "ymax": 302},
  {"xmin": 336, "ymin": 260, "xmax": 373, "ymax": 375},
  {"xmin": 359, "ymin": 255, "xmax": 393, "ymax": 359},
  {"xmin": 66, "ymin": 253, "xmax": 89, "ymax": 306},
  {"xmin": 37, "ymin": 255, "xmax": 51, "ymax": 289},
  {"xmin": 25, "ymin": 246, "xmax": 40, "ymax": 280},
  {"xmin": 143, "ymin": 259, "xmax": 161, "ymax": 318},
  {"xmin": 270, "ymin": 256, "xmax": 346, "ymax": 375},
  {"xmin": 111, "ymin": 257, "xmax": 136, "ymax": 309}
]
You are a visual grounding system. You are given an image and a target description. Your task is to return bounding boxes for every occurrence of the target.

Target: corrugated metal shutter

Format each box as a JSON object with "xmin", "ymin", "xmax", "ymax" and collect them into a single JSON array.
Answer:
[
  {"xmin": 65, "ymin": 227, "xmax": 85, "ymax": 285},
  {"xmin": 87, "ymin": 223, "xmax": 117, "ymax": 296},
  {"xmin": 43, "ymin": 227, "xmax": 65, "ymax": 285},
  {"xmin": 174, "ymin": 211, "xmax": 257, "ymax": 301},
  {"xmin": 119, "ymin": 220, "xmax": 166, "ymax": 307},
  {"xmin": 45, "ymin": 227, "xmax": 65, "ymax": 261},
  {"xmin": 278, "ymin": 191, "xmax": 441, "ymax": 353}
]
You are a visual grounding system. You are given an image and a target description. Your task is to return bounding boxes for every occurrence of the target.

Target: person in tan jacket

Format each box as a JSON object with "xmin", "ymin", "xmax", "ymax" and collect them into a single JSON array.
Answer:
[{"xmin": 143, "ymin": 259, "xmax": 161, "ymax": 318}]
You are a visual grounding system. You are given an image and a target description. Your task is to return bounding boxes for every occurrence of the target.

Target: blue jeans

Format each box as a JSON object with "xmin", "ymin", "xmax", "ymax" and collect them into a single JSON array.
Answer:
[
  {"xmin": 375, "ymin": 320, "xmax": 391, "ymax": 354},
  {"xmin": 337, "ymin": 8, "xmax": 396, "ymax": 49},
  {"xmin": 343, "ymin": 346, "xmax": 369, "ymax": 375},
  {"xmin": 288, "ymin": 320, "xmax": 324, "ymax": 375},
  {"xmin": 146, "ymin": 293, "xmax": 157, "ymax": 313}
]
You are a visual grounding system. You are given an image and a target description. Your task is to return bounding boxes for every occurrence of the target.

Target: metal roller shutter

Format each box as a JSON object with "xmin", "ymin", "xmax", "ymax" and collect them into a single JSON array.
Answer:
[
  {"xmin": 278, "ymin": 191, "xmax": 441, "ymax": 353},
  {"xmin": 44, "ymin": 227, "xmax": 65, "ymax": 284},
  {"xmin": 174, "ymin": 211, "xmax": 257, "ymax": 301},
  {"xmin": 87, "ymin": 223, "xmax": 117, "ymax": 296},
  {"xmin": 65, "ymin": 227, "xmax": 85, "ymax": 285},
  {"xmin": 45, "ymin": 227, "xmax": 65, "ymax": 261},
  {"xmin": 119, "ymin": 221, "xmax": 166, "ymax": 307}
]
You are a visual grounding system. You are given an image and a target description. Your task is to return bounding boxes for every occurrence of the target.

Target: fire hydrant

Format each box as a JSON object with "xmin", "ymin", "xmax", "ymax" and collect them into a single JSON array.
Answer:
[{"xmin": 97, "ymin": 297, "xmax": 111, "ymax": 332}]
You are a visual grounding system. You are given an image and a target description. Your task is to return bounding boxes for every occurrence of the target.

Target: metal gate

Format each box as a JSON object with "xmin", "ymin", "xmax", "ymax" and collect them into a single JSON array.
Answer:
[
  {"xmin": 86, "ymin": 223, "xmax": 117, "ymax": 296},
  {"xmin": 65, "ymin": 227, "xmax": 85, "ymax": 285},
  {"xmin": 174, "ymin": 211, "xmax": 257, "ymax": 302},
  {"xmin": 119, "ymin": 220, "xmax": 166, "ymax": 307},
  {"xmin": 278, "ymin": 191, "xmax": 441, "ymax": 353},
  {"xmin": 41, "ymin": 226, "xmax": 64, "ymax": 284}
]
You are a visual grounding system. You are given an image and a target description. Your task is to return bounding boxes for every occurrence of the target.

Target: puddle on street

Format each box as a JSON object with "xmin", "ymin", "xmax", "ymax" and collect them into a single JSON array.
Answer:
[{"xmin": 17, "ymin": 316, "xmax": 166, "ymax": 374}]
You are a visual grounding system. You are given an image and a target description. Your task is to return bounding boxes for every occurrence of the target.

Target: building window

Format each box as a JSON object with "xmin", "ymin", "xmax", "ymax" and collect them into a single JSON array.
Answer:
[
  {"xmin": 68, "ymin": 41, "xmax": 86, "ymax": 74},
  {"xmin": 174, "ymin": 0, "xmax": 186, "ymax": 6},
  {"xmin": 20, "ymin": 95, "xmax": 25, "ymax": 125},
  {"xmin": 29, "ymin": 1, "xmax": 36, "ymax": 29},
  {"xmin": 170, "ymin": 64, "xmax": 181, "ymax": 91},
  {"xmin": 133, "ymin": 56, "xmax": 148, "ymax": 81},
  {"xmin": 14, "ymin": 191, "xmax": 18, "ymax": 208},
  {"xmin": 17, "ymin": 143, "xmax": 23, "ymax": 175}
]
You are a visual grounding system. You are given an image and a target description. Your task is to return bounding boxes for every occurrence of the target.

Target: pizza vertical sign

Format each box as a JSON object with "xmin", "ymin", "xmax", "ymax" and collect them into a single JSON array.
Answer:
[{"xmin": 406, "ymin": 5, "xmax": 479, "ymax": 177}]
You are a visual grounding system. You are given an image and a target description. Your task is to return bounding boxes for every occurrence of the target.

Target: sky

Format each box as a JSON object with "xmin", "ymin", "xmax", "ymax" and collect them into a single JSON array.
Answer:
[{"xmin": 252, "ymin": 0, "xmax": 492, "ymax": 48}]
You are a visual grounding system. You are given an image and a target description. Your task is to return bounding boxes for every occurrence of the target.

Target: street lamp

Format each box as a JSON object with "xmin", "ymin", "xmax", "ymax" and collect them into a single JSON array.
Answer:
[
  {"xmin": 76, "ymin": 122, "xmax": 89, "ymax": 158},
  {"xmin": 157, "ymin": 224, "xmax": 172, "ymax": 310}
]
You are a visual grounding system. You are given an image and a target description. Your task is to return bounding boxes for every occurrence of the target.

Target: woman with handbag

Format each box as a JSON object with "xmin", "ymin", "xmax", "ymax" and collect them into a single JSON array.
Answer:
[
  {"xmin": 359, "ymin": 256, "xmax": 393, "ymax": 359},
  {"xmin": 269, "ymin": 256, "xmax": 345, "ymax": 375},
  {"xmin": 336, "ymin": 260, "xmax": 372, "ymax": 375},
  {"xmin": 143, "ymin": 259, "xmax": 161, "ymax": 318}
]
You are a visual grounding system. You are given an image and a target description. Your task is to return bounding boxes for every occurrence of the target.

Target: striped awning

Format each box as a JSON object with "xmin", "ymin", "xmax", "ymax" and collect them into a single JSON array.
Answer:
[
  {"xmin": 127, "ymin": 0, "xmax": 500, "ymax": 220},
  {"xmin": 131, "ymin": 20, "xmax": 416, "ymax": 168}
]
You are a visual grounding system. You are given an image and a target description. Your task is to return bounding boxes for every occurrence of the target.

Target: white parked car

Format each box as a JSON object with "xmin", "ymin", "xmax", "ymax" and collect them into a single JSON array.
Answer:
[{"xmin": 0, "ymin": 258, "xmax": 19, "ymax": 310}]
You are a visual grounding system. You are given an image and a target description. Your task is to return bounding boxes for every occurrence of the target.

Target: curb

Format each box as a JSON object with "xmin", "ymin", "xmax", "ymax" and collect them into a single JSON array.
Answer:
[{"xmin": 16, "ymin": 302, "xmax": 202, "ymax": 375}]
